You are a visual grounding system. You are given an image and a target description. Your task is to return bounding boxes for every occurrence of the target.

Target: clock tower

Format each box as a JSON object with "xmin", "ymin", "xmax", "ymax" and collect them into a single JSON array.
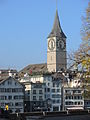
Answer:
[{"xmin": 47, "ymin": 10, "xmax": 67, "ymax": 72}]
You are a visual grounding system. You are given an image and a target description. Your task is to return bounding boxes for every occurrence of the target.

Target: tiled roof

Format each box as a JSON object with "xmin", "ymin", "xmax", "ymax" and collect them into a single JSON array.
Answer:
[{"xmin": 18, "ymin": 63, "xmax": 48, "ymax": 77}]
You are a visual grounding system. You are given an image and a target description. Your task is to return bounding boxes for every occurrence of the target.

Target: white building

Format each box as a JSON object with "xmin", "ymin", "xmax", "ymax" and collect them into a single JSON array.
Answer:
[
  {"xmin": 64, "ymin": 87, "xmax": 84, "ymax": 110},
  {"xmin": 19, "ymin": 72, "xmax": 64, "ymax": 112},
  {"xmin": 51, "ymin": 78, "xmax": 62, "ymax": 111},
  {"xmin": 30, "ymin": 82, "xmax": 46, "ymax": 111},
  {"xmin": 0, "ymin": 77, "xmax": 25, "ymax": 113}
]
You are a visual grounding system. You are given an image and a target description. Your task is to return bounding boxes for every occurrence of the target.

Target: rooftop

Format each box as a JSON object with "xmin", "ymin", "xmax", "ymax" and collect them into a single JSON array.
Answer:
[{"xmin": 18, "ymin": 63, "xmax": 48, "ymax": 77}]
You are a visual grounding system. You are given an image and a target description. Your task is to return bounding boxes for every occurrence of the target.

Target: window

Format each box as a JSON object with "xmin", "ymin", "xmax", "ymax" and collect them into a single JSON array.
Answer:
[
  {"xmin": 47, "ymin": 88, "xmax": 50, "ymax": 92},
  {"xmin": 75, "ymin": 102, "xmax": 77, "ymax": 105},
  {"xmin": 57, "ymin": 89, "xmax": 60, "ymax": 92},
  {"xmin": 18, "ymin": 88, "xmax": 23, "ymax": 92},
  {"xmin": 74, "ymin": 96, "xmax": 76, "ymax": 99},
  {"xmin": 78, "ymin": 102, "xmax": 80, "ymax": 105},
  {"xmin": 78, "ymin": 90, "xmax": 81, "ymax": 93},
  {"xmin": 47, "ymin": 94, "xmax": 50, "ymax": 98},
  {"xmin": 57, "ymin": 83, "xmax": 59, "ymax": 87},
  {"xmin": 0, "ymin": 88, "xmax": 5, "ymax": 92},
  {"xmin": 8, "ymin": 96, "xmax": 12, "ymax": 100},
  {"xmin": 19, "ymin": 95, "xmax": 24, "ymax": 99},
  {"xmin": 1, "ymin": 103, "xmax": 4, "ymax": 106},
  {"xmin": 39, "ymin": 90, "xmax": 43, "ymax": 94},
  {"xmin": 14, "ymin": 96, "xmax": 18, "ymax": 100},
  {"xmin": 6, "ymin": 88, "xmax": 12, "ymax": 92},
  {"xmin": 33, "ymin": 96, "xmax": 36, "ymax": 101},
  {"xmin": 65, "ymin": 102, "xmax": 73, "ymax": 105},
  {"xmin": 33, "ymin": 90, "xmax": 36, "ymax": 94},
  {"xmin": 15, "ymin": 102, "xmax": 23, "ymax": 106},
  {"xmin": 12, "ymin": 88, "xmax": 17, "ymax": 92},
  {"xmin": 56, "ymin": 94, "xmax": 61, "ymax": 98},
  {"xmin": 65, "ymin": 90, "xmax": 67, "ymax": 93},
  {"xmin": 65, "ymin": 96, "xmax": 68, "ymax": 99},
  {"xmin": 69, "ymin": 96, "xmax": 71, "ymax": 99},
  {"xmin": 53, "ymin": 100, "xmax": 55, "ymax": 103},
  {"xmin": 81, "ymin": 102, "xmax": 83, "ymax": 105},
  {"xmin": 53, "ymin": 83, "xmax": 55, "ymax": 87},
  {"xmin": 66, "ymin": 102, "xmax": 68, "ymax": 105},
  {"xmin": 15, "ymin": 82, "xmax": 17, "ymax": 86},
  {"xmin": 8, "ymin": 80, "xmax": 12, "ymax": 85},
  {"xmin": 87, "ymin": 102, "xmax": 89, "ymax": 105},
  {"xmin": 52, "ymin": 94, "xmax": 61, "ymax": 98},
  {"xmin": 52, "ymin": 94, "xmax": 55, "ymax": 98},
  {"xmin": 12, "ymin": 88, "xmax": 23, "ymax": 92},
  {"xmin": 44, "ymin": 88, "xmax": 46, "ymax": 92},
  {"xmin": 57, "ymin": 100, "xmax": 60, "ymax": 103},
  {"xmin": 52, "ymin": 89, "xmax": 55, "ymax": 92},
  {"xmin": 39, "ymin": 96, "xmax": 43, "ymax": 101},
  {"xmin": 0, "ymin": 96, "xmax": 4, "ymax": 100},
  {"xmin": 44, "ymin": 95, "xmax": 46, "ymax": 99}
]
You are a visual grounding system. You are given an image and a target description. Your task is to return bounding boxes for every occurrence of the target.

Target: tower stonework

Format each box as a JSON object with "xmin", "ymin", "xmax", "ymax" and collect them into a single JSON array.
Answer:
[{"xmin": 47, "ymin": 10, "xmax": 67, "ymax": 72}]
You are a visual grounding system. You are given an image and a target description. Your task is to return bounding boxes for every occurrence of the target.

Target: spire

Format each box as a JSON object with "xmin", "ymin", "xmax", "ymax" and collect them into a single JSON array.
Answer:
[{"xmin": 48, "ymin": 10, "xmax": 66, "ymax": 38}]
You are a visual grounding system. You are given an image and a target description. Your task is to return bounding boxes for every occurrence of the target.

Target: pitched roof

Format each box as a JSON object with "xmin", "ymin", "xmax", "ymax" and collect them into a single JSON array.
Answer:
[
  {"xmin": 48, "ymin": 10, "xmax": 66, "ymax": 38},
  {"xmin": 18, "ymin": 63, "xmax": 48, "ymax": 77},
  {"xmin": 0, "ymin": 76, "xmax": 24, "ymax": 87}
]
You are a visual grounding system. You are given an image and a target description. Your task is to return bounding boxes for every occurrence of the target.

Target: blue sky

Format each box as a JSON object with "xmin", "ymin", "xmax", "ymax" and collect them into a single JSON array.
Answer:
[{"xmin": 0, "ymin": 0, "xmax": 89, "ymax": 70}]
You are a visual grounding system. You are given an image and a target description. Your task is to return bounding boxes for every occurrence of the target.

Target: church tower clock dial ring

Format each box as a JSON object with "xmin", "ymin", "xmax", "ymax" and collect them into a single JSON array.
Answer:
[
  {"xmin": 57, "ymin": 39, "xmax": 65, "ymax": 50},
  {"xmin": 48, "ymin": 39, "xmax": 55, "ymax": 50}
]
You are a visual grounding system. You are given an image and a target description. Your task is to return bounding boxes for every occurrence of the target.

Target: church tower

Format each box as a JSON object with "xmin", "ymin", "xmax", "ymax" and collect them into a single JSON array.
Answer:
[{"xmin": 47, "ymin": 10, "xmax": 67, "ymax": 72}]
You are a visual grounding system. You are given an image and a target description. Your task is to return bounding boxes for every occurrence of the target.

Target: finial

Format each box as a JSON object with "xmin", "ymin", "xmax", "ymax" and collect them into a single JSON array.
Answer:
[{"xmin": 56, "ymin": 0, "xmax": 57, "ymax": 10}]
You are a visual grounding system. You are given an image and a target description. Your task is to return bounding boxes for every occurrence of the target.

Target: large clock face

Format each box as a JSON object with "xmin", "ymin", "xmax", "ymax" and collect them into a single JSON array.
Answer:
[
  {"xmin": 56, "ymin": 39, "xmax": 65, "ymax": 50},
  {"xmin": 48, "ymin": 39, "xmax": 55, "ymax": 50}
]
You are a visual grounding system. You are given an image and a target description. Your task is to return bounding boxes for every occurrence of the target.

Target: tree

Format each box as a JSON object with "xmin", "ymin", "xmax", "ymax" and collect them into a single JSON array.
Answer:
[
  {"xmin": 80, "ymin": 2, "xmax": 90, "ymax": 72},
  {"xmin": 68, "ymin": 2, "xmax": 90, "ymax": 99}
]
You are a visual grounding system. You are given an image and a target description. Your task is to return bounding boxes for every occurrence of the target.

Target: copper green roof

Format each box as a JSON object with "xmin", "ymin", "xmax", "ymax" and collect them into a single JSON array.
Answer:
[{"xmin": 48, "ymin": 10, "xmax": 66, "ymax": 38}]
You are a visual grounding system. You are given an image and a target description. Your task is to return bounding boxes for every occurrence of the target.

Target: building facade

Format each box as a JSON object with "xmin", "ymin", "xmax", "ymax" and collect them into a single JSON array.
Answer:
[
  {"xmin": 63, "ymin": 87, "xmax": 84, "ymax": 110},
  {"xmin": 0, "ymin": 77, "xmax": 25, "ymax": 113},
  {"xmin": 30, "ymin": 82, "xmax": 46, "ymax": 111}
]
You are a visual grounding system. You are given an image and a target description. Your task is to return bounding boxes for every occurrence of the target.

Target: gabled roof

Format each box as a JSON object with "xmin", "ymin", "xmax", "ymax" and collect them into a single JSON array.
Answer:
[
  {"xmin": 0, "ymin": 76, "xmax": 24, "ymax": 87},
  {"xmin": 48, "ymin": 10, "xmax": 66, "ymax": 38}
]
